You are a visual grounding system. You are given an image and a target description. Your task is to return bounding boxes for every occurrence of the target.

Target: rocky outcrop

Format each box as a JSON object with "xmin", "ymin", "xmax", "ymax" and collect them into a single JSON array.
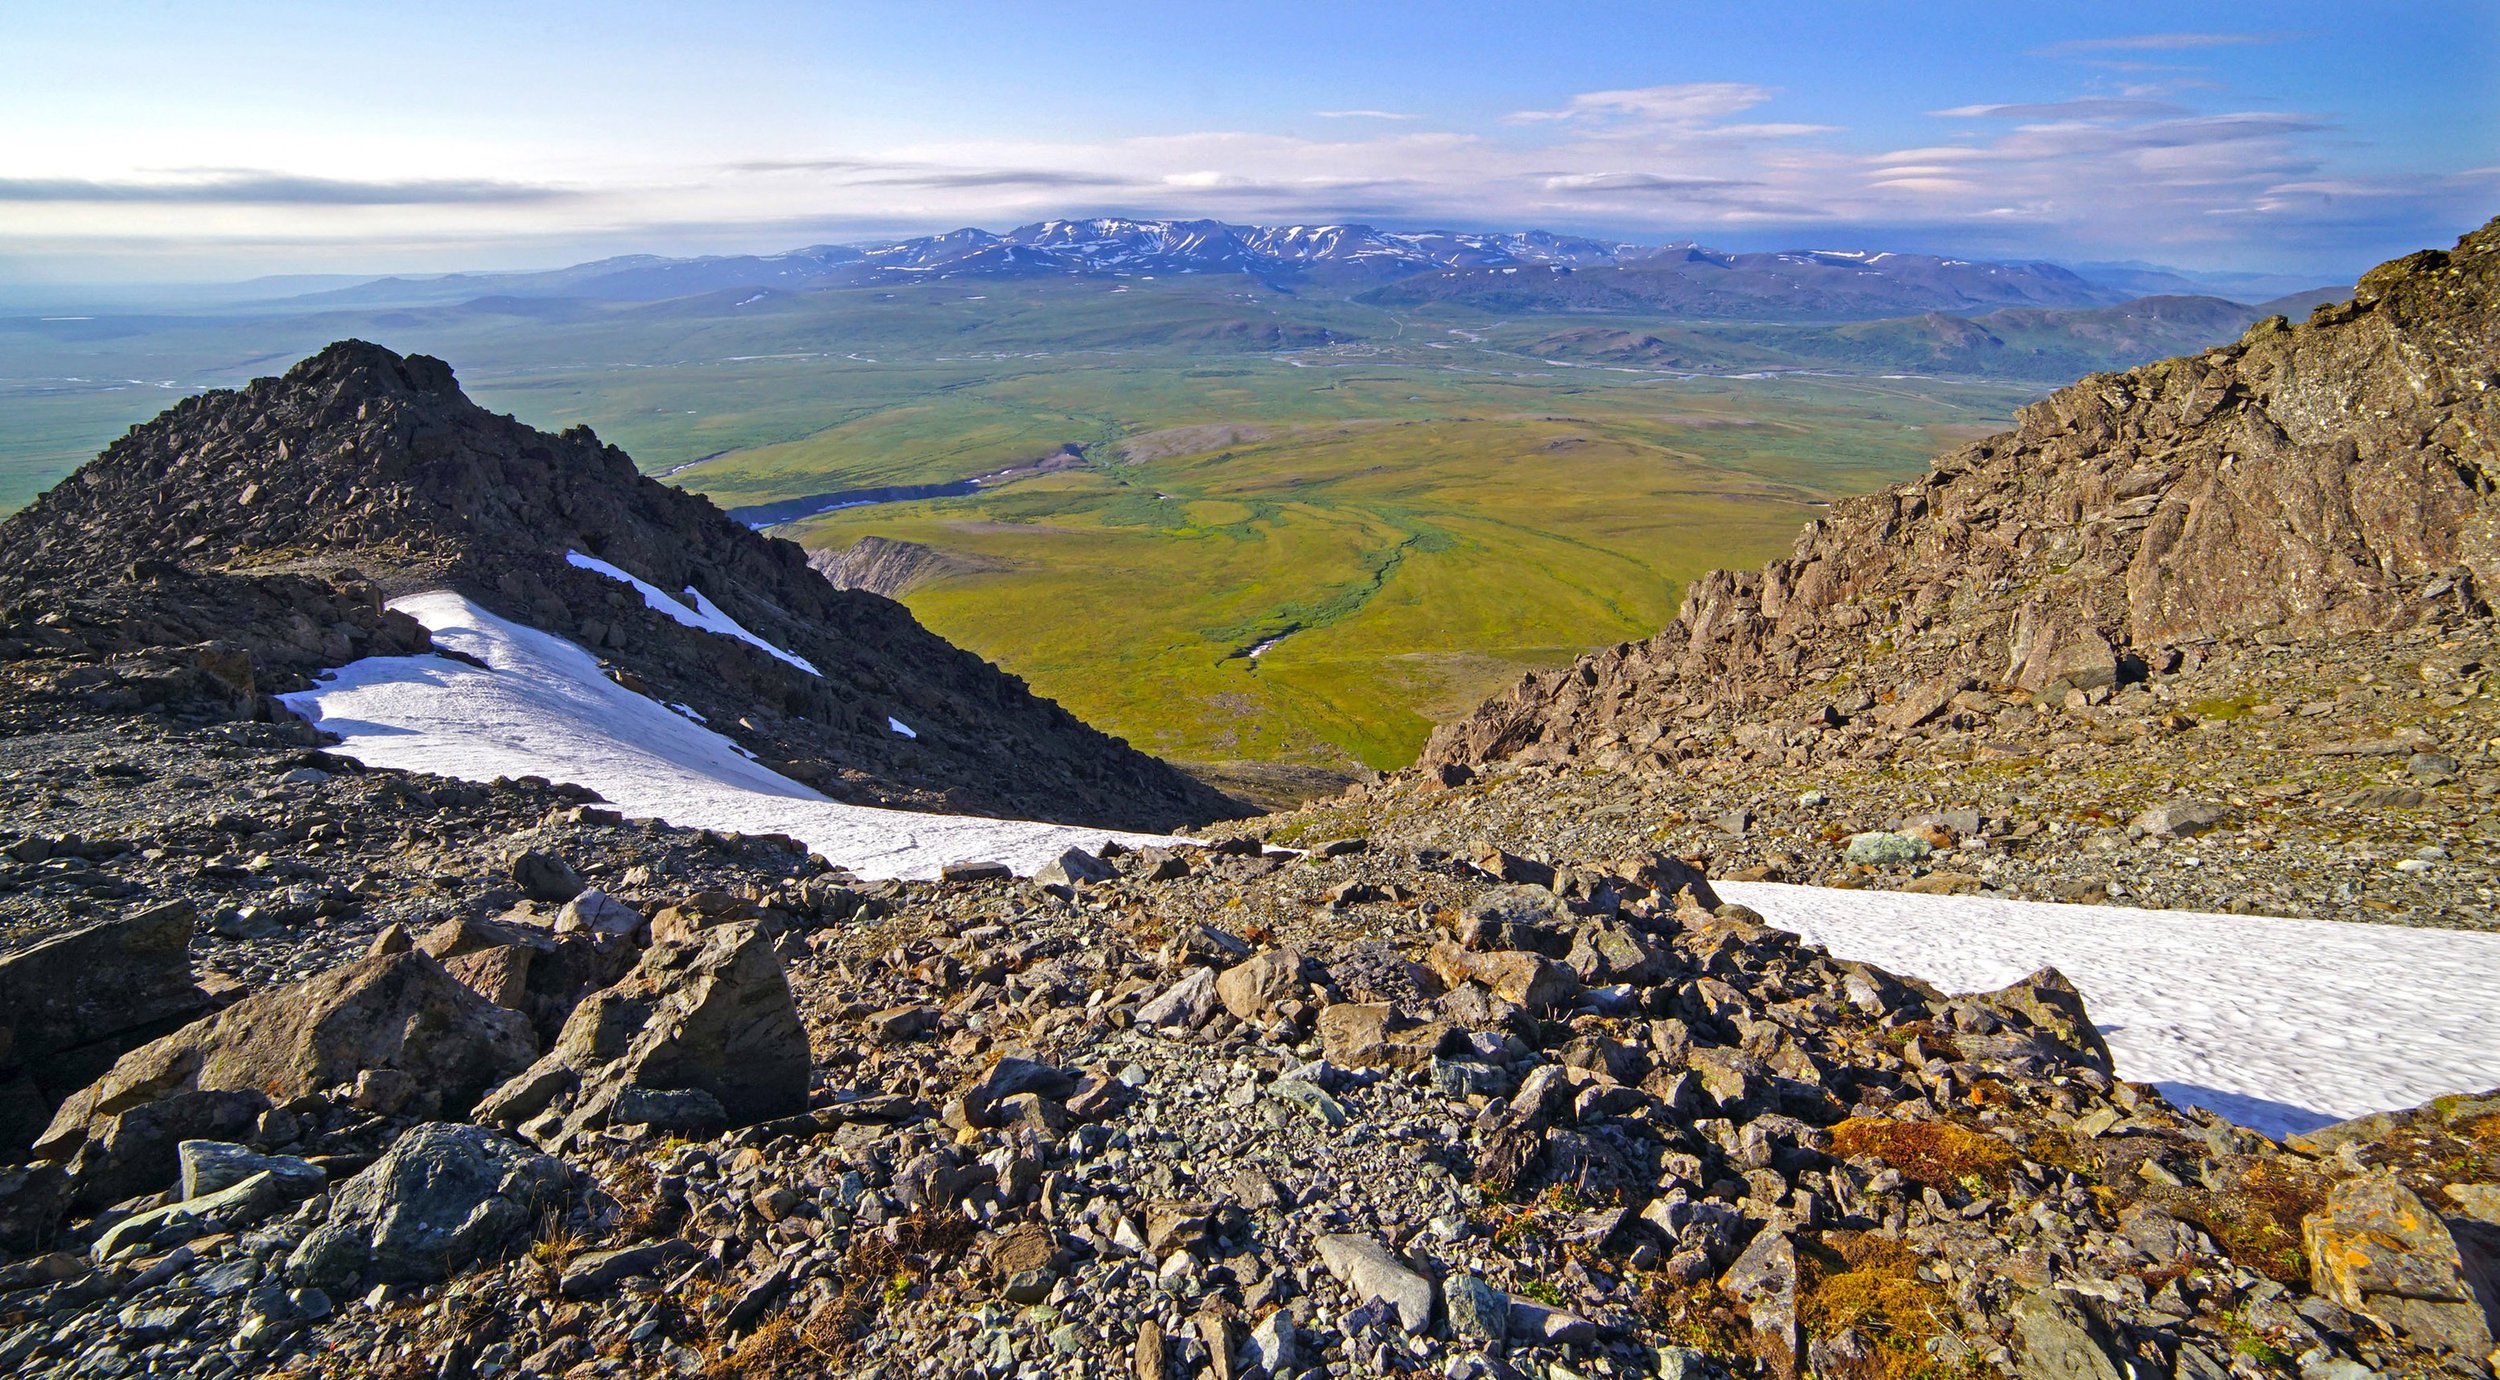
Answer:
[
  {"xmin": 2303, "ymin": 1172, "xmax": 2500, "ymax": 1362},
  {"xmin": 36, "ymin": 951, "xmax": 536, "ymax": 1183},
  {"xmin": 0, "ymin": 340, "xmax": 1243, "ymax": 831},
  {"xmin": 0, "ymin": 902, "xmax": 212, "ymax": 1157},
  {"xmin": 1423, "ymin": 219, "xmax": 2500, "ymax": 773},
  {"xmin": 472, "ymin": 921, "xmax": 809, "ymax": 1147}
]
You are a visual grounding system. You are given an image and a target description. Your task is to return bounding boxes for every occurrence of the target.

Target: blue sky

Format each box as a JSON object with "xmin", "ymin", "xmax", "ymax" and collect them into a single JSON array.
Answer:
[{"xmin": 2, "ymin": 0, "xmax": 2493, "ymax": 282}]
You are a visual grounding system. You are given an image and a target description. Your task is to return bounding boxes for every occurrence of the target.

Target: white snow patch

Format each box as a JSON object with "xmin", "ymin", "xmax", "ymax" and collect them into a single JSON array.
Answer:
[
  {"xmin": 1718, "ymin": 880, "xmax": 2500, "ymax": 1139},
  {"xmin": 888, "ymin": 716, "xmax": 918, "ymax": 739},
  {"xmin": 564, "ymin": 551, "xmax": 819, "ymax": 675},
  {"xmin": 279, "ymin": 592, "xmax": 1180, "ymax": 880}
]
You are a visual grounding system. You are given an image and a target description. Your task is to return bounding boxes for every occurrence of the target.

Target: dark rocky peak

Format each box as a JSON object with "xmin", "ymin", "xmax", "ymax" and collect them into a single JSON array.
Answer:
[
  {"xmin": 0, "ymin": 341, "xmax": 1244, "ymax": 830},
  {"xmin": 1424, "ymin": 217, "xmax": 2500, "ymax": 772}
]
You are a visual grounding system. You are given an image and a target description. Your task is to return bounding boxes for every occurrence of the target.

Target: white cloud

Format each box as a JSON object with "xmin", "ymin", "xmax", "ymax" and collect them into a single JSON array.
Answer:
[
  {"xmin": 1508, "ymin": 82, "xmax": 1773, "ymax": 125},
  {"xmin": 1314, "ymin": 110, "xmax": 1418, "ymax": 121}
]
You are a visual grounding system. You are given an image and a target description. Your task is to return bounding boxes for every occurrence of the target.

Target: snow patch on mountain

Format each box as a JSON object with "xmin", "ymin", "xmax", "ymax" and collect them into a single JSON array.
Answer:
[
  {"xmin": 564, "ymin": 550, "xmax": 819, "ymax": 675},
  {"xmin": 280, "ymin": 592, "xmax": 1178, "ymax": 879},
  {"xmin": 1719, "ymin": 880, "xmax": 2500, "ymax": 1139}
]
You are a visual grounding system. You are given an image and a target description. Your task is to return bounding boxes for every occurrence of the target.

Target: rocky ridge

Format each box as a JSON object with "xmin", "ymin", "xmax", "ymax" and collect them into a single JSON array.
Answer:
[
  {"xmin": 0, "ymin": 342, "xmax": 1240, "ymax": 830},
  {"xmin": 1401, "ymin": 221, "xmax": 2500, "ymax": 927}
]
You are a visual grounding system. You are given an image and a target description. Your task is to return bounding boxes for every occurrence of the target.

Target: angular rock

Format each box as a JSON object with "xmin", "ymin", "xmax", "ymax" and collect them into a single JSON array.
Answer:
[
  {"xmin": 287, "ymin": 1123, "xmax": 569, "ymax": 1292},
  {"xmin": 1137, "ymin": 967, "xmax": 1220, "ymax": 1030},
  {"xmin": 1842, "ymin": 831, "xmax": 1931, "ymax": 866},
  {"xmin": 178, "ymin": 1139, "xmax": 325, "ymax": 1201},
  {"xmin": 93, "ymin": 1167, "xmax": 302, "ymax": 1261},
  {"xmin": 1243, "ymin": 1310, "xmax": 1302, "ymax": 1376},
  {"xmin": 2303, "ymin": 1171, "xmax": 2498, "ymax": 1361},
  {"xmin": 1316, "ymin": 1003, "xmax": 1455, "ymax": 1071},
  {"xmin": 38, "ymin": 951, "xmax": 535, "ymax": 1171},
  {"xmin": 555, "ymin": 890, "xmax": 645, "ymax": 940},
  {"xmin": 2010, "ymin": 1291, "xmax": 2126, "ymax": 1380},
  {"xmin": 2133, "ymin": 798, "xmax": 2227, "ymax": 838},
  {"xmin": 1034, "ymin": 847, "xmax": 1115, "ymax": 887},
  {"xmin": 1214, "ymin": 949, "xmax": 1314, "ymax": 1022},
  {"xmin": 1720, "ymin": 1226, "xmax": 1801, "ymax": 1380},
  {"xmin": 1446, "ymin": 1272, "xmax": 1510, "ymax": 1346},
  {"xmin": 559, "ymin": 1239, "xmax": 701, "ymax": 1298},
  {"xmin": 511, "ymin": 850, "xmax": 583, "ymax": 903},
  {"xmin": 1507, "ymin": 1296, "xmax": 1597, "ymax": 1345},
  {"xmin": 1427, "ymin": 942, "xmax": 1579, "ymax": 1012},
  {"xmin": 473, "ymin": 921, "xmax": 808, "ymax": 1147},
  {"xmin": 1315, "ymin": 1233, "xmax": 1435, "ymax": 1335},
  {"xmin": 0, "ymin": 1161, "xmax": 71, "ymax": 1254},
  {"xmin": 0, "ymin": 902, "xmax": 212, "ymax": 1155},
  {"xmin": 55, "ymin": 1088, "xmax": 268, "ymax": 1212},
  {"xmin": 1973, "ymin": 967, "xmax": 2115, "ymax": 1073}
]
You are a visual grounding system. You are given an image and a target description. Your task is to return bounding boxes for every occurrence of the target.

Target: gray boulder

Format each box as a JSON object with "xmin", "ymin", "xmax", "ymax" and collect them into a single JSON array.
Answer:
[
  {"xmin": 2132, "ymin": 798, "xmax": 2227, "ymax": 838},
  {"xmin": 1315, "ymin": 1233, "xmax": 1435, "ymax": 1335},
  {"xmin": 286, "ymin": 1123, "xmax": 569, "ymax": 1291},
  {"xmin": 1136, "ymin": 967, "xmax": 1220, "ymax": 1030},
  {"xmin": 178, "ymin": 1139, "xmax": 325, "ymax": 1201},
  {"xmin": 1034, "ymin": 846, "xmax": 1115, "ymax": 887}
]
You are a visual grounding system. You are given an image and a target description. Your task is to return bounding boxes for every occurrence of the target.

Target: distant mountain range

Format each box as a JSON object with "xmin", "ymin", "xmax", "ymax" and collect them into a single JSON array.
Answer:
[{"xmin": 275, "ymin": 218, "xmax": 2324, "ymax": 321}]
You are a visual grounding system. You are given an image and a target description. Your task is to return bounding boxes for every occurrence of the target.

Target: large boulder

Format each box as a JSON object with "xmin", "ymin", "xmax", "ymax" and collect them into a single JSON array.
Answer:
[
  {"xmin": 286, "ymin": 1123, "xmax": 569, "ymax": 1291},
  {"xmin": 0, "ymin": 902, "xmax": 212, "ymax": 1156},
  {"xmin": 35, "ymin": 951, "xmax": 536, "ymax": 1180},
  {"xmin": 473, "ymin": 921, "xmax": 809, "ymax": 1148},
  {"xmin": 1965, "ymin": 967, "xmax": 2115, "ymax": 1073},
  {"xmin": 2303, "ymin": 1171, "xmax": 2500, "ymax": 1362}
]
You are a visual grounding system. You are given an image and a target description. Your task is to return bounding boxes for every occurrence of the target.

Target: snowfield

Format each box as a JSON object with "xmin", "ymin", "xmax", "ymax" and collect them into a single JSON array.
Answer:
[
  {"xmin": 1719, "ymin": 881, "xmax": 2500, "ymax": 1140},
  {"xmin": 563, "ymin": 550, "xmax": 820, "ymax": 675},
  {"xmin": 278, "ymin": 592, "xmax": 2500, "ymax": 1139},
  {"xmin": 278, "ymin": 592, "xmax": 1180, "ymax": 880}
]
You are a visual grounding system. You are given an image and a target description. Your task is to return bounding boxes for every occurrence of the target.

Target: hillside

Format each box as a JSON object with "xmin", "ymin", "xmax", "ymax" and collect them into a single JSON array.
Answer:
[
  {"xmin": 0, "ymin": 341, "xmax": 1242, "ymax": 830},
  {"xmin": 1425, "ymin": 220, "xmax": 2500, "ymax": 765},
  {"xmin": 1365, "ymin": 247, "xmax": 2127, "ymax": 320},
  {"xmin": 1306, "ymin": 220, "xmax": 2500, "ymax": 930}
]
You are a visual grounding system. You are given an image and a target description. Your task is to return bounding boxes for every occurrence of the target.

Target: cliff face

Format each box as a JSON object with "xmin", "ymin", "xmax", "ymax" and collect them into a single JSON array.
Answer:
[
  {"xmin": 1424, "ymin": 219, "xmax": 2500, "ymax": 771},
  {"xmin": 807, "ymin": 537, "xmax": 1005, "ymax": 599},
  {"xmin": 0, "ymin": 342, "xmax": 1242, "ymax": 829}
]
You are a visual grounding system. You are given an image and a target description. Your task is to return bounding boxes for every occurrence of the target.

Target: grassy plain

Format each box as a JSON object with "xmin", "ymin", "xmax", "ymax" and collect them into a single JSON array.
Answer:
[
  {"xmin": 778, "ymin": 361, "xmax": 2020, "ymax": 772},
  {"xmin": 0, "ymin": 275, "xmax": 2041, "ymax": 776}
]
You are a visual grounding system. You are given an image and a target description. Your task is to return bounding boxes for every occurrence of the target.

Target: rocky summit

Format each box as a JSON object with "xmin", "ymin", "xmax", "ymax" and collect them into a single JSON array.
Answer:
[{"xmin": 1, "ymin": 227, "xmax": 2499, "ymax": 1380}]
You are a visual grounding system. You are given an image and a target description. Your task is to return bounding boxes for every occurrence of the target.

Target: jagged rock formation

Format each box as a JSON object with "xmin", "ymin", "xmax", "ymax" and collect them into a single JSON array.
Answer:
[
  {"xmin": 807, "ymin": 536, "xmax": 1004, "ymax": 599},
  {"xmin": 0, "ymin": 341, "xmax": 1240, "ymax": 829},
  {"xmin": 1424, "ymin": 219, "xmax": 2500, "ymax": 773}
]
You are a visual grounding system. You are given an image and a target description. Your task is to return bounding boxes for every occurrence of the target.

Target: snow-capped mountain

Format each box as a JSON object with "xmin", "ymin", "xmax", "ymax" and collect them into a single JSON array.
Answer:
[{"xmin": 284, "ymin": 219, "xmax": 1674, "ymax": 306}]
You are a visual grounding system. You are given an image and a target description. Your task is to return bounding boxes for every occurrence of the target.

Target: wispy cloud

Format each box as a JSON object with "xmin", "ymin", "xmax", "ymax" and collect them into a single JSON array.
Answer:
[
  {"xmin": 1314, "ymin": 110, "xmax": 1418, "ymax": 121},
  {"xmin": 1539, "ymin": 172, "xmax": 1758, "ymax": 197},
  {"xmin": 2035, "ymin": 31, "xmax": 2297, "ymax": 56},
  {"xmin": 0, "ymin": 172, "xmax": 569, "ymax": 205},
  {"xmin": 1931, "ymin": 98, "xmax": 2189, "ymax": 121},
  {"xmin": 1508, "ymin": 82, "xmax": 1772, "ymax": 125}
]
